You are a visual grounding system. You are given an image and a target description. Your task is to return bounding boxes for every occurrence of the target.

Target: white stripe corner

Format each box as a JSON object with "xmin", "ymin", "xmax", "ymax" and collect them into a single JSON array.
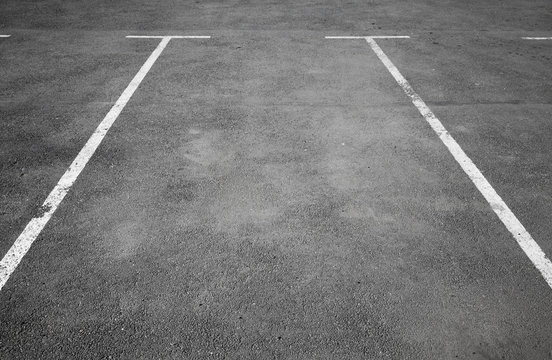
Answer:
[
  {"xmin": 361, "ymin": 36, "xmax": 552, "ymax": 289},
  {"xmin": 0, "ymin": 36, "xmax": 174, "ymax": 291}
]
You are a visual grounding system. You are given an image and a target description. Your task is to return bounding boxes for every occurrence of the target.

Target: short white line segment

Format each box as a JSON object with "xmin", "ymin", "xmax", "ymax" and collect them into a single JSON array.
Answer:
[
  {"xmin": 327, "ymin": 35, "xmax": 552, "ymax": 289},
  {"xmin": 0, "ymin": 35, "xmax": 11, "ymax": 38},
  {"xmin": 127, "ymin": 35, "xmax": 211, "ymax": 39},
  {"xmin": 326, "ymin": 36, "xmax": 410, "ymax": 39},
  {"xmin": 0, "ymin": 35, "xmax": 208, "ymax": 291},
  {"xmin": 522, "ymin": 37, "xmax": 552, "ymax": 40}
]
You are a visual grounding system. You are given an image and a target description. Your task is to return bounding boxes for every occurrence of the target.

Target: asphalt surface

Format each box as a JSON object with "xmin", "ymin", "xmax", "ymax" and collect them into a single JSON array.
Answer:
[{"xmin": 0, "ymin": 1, "xmax": 551, "ymax": 359}]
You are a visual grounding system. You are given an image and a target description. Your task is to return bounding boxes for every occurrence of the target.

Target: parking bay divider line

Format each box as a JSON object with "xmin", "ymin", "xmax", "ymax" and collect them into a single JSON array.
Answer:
[
  {"xmin": 0, "ymin": 35, "xmax": 210, "ymax": 291},
  {"xmin": 326, "ymin": 35, "xmax": 552, "ymax": 289}
]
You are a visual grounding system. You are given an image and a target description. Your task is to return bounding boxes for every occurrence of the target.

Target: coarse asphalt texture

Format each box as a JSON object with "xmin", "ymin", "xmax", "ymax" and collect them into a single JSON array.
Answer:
[{"xmin": 0, "ymin": 0, "xmax": 551, "ymax": 359}]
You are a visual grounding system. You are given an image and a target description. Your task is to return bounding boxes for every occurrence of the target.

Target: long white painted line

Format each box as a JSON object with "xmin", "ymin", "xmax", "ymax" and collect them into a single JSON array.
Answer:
[
  {"xmin": 365, "ymin": 37, "xmax": 552, "ymax": 288},
  {"xmin": 326, "ymin": 36, "xmax": 410, "ymax": 39},
  {"xmin": 0, "ymin": 35, "xmax": 207, "ymax": 291},
  {"xmin": 127, "ymin": 35, "xmax": 210, "ymax": 39},
  {"xmin": 327, "ymin": 35, "xmax": 552, "ymax": 289},
  {"xmin": 522, "ymin": 37, "xmax": 552, "ymax": 40},
  {"xmin": 0, "ymin": 35, "xmax": 11, "ymax": 38}
]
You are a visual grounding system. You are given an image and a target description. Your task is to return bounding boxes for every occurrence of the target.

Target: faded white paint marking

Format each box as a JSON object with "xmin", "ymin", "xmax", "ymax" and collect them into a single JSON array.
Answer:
[
  {"xmin": 0, "ymin": 35, "xmax": 208, "ymax": 291},
  {"xmin": 0, "ymin": 35, "xmax": 11, "ymax": 38},
  {"xmin": 522, "ymin": 37, "xmax": 552, "ymax": 40},
  {"xmin": 127, "ymin": 35, "xmax": 210, "ymax": 39},
  {"xmin": 327, "ymin": 35, "xmax": 552, "ymax": 289},
  {"xmin": 326, "ymin": 36, "xmax": 410, "ymax": 39}
]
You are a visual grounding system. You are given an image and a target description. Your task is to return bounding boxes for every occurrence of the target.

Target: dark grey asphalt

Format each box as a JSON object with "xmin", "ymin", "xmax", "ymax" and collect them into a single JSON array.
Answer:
[{"xmin": 0, "ymin": 1, "xmax": 551, "ymax": 359}]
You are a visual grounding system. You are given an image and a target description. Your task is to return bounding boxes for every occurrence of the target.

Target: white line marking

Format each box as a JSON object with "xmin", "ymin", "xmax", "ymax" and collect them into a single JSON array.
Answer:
[
  {"xmin": 0, "ymin": 35, "xmax": 11, "ymax": 38},
  {"xmin": 522, "ymin": 37, "xmax": 552, "ymax": 40},
  {"xmin": 0, "ymin": 35, "xmax": 207, "ymax": 291},
  {"xmin": 326, "ymin": 36, "xmax": 410, "ymax": 39},
  {"xmin": 328, "ymin": 35, "xmax": 552, "ymax": 289},
  {"xmin": 127, "ymin": 35, "xmax": 210, "ymax": 39}
]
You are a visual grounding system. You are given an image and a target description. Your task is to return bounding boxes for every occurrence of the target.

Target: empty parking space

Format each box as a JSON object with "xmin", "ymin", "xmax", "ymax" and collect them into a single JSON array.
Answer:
[
  {"xmin": 0, "ymin": 0, "xmax": 551, "ymax": 359},
  {"xmin": 369, "ymin": 33, "xmax": 552, "ymax": 256},
  {"xmin": 327, "ymin": 35, "xmax": 552, "ymax": 286},
  {"xmin": 0, "ymin": 34, "xmax": 210, "ymax": 290},
  {"xmin": 0, "ymin": 32, "xmax": 183, "ymax": 255},
  {"xmin": 1, "ymin": 31, "xmax": 551, "ymax": 358}
]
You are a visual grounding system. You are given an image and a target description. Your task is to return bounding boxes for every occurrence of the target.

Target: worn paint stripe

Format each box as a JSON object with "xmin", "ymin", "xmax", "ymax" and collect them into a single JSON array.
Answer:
[
  {"xmin": 326, "ymin": 35, "xmax": 552, "ymax": 289},
  {"xmin": 326, "ymin": 36, "xmax": 410, "ymax": 39},
  {"xmin": 0, "ymin": 36, "xmax": 190, "ymax": 291},
  {"xmin": 127, "ymin": 35, "xmax": 210, "ymax": 39},
  {"xmin": 363, "ymin": 36, "xmax": 552, "ymax": 288}
]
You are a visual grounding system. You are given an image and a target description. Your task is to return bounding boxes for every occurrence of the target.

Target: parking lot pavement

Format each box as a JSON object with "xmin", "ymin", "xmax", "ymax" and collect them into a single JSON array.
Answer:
[
  {"xmin": 0, "ymin": 1, "xmax": 551, "ymax": 359},
  {"xmin": 0, "ymin": 31, "xmax": 159, "ymax": 256}
]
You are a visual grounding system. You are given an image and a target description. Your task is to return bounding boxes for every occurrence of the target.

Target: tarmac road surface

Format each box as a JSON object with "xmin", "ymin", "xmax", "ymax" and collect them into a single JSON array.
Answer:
[{"xmin": 0, "ymin": 0, "xmax": 551, "ymax": 358}]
